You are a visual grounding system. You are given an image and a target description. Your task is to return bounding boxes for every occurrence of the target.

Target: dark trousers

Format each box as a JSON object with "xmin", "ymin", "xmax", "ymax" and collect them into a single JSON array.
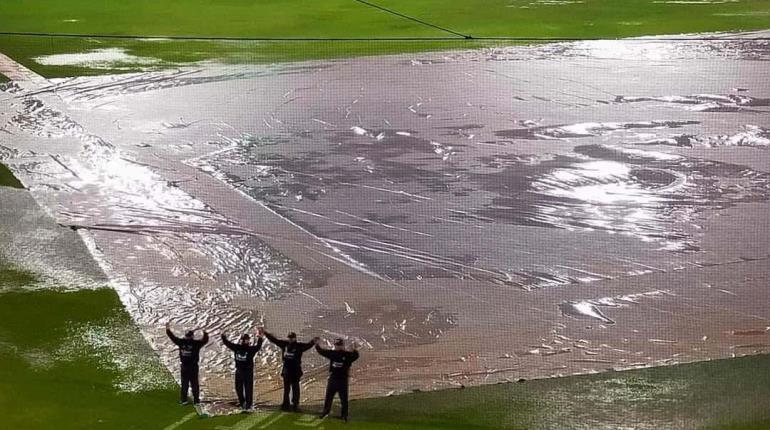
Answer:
[
  {"xmin": 180, "ymin": 364, "xmax": 200, "ymax": 403},
  {"xmin": 322, "ymin": 377, "xmax": 349, "ymax": 418},
  {"xmin": 235, "ymin": 367, "xmax": 254, "ymax": 408},
  {"xmin": 282, "ymin": 373, "xmax": 301, "ymax": 407}
]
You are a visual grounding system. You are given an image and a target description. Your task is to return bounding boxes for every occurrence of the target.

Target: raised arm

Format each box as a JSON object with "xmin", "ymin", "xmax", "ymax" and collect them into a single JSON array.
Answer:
[
  {"xmin": 252, "ymin": 337, "xmax": 264, "ymax": 353},
  {"xmin": 315, "ymin": 342, "xmax": 332, "ymax": 359},
  {"xmin": 221, "ymin": 333, "xmax": 237, "ymax": 350},
  {"xmin": 165, "ymin": 322, "xmax": 182, "ymax": 346},
  {"xmin": 199, "ymin": 330, "xmax": 210, "ymax": 346},
  {"xmin": 299, "ymin": 337, "xmax": 317, "ymax": 352},
  {"xmin": 263, "ymin": 331, "xmax": 288, "ymax": 348}
]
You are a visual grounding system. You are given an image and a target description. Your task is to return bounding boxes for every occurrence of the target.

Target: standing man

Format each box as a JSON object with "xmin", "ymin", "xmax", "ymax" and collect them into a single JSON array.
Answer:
[
  {"xmin": 221, "ymin": 330, "xmax": 263, "ymax": 411},
  {"xmin": 258, "ymin": 327, "xmax": 317, "ymax": 411},
  {"xmin": 165, "ymin": 321, "xmax": 209, "ymax": 405},
  {"xmin": 315, "ymin": 338, "xmax": 359, "ymax": 423}
]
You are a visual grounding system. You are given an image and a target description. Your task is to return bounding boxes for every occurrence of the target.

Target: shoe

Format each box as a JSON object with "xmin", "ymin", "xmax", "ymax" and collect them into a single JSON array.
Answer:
[
  {"xmin": 340, "ymin": 416, "xmax": 348, "ymax": 423},
  {"xmin": 292, "ymin": 404, "xmax": 299, "ymax": 412},
  {"xmin": 178, "ymin": 400, "xmax": 190, "ymax": 405},
  {"xmin": 280, "ymin": 403, "xmax": 290, "ymax": 411},
  {"xmin": 319, "ymin": 413, "xmax": 328, "ymax": 420}
]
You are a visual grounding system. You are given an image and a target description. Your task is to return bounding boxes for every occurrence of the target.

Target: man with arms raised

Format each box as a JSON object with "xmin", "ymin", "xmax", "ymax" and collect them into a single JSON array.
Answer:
[
  {"xmin": 221, "ymin": 330, "xmax": 264, "ymax": 412},
  {"xmin": 165, "ymin": 321, "xmax": 209, "ymax": 405},
  {"xmin": 258, "ymin": 327, "xmax": 316, "ymax": 411},
  {"xmin": 315, "ymin": 337, "xmax": 359, "ymax": 423}
]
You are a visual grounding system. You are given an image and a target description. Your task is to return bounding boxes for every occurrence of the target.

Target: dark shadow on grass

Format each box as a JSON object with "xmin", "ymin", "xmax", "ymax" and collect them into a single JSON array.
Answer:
[{"xmin": 0, "ymin": 260, "xmax": 36, "ymax": 289}]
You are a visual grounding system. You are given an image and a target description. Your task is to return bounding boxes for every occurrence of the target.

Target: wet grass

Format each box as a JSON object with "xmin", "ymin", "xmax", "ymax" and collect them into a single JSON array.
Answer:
[
  {"xmin": 0, "ymin": 35, "xmax": 497, "ymax": 78},
  {"xmin": 0, "ymin": 261, "xmax": 36, "ymax": 290},
  {"xmin": 2, "ymin": 282, "xmax": 770, "ymax": 429},
  {"xmin": 349, "ymin": 355, "xmax": 770, "ymax": 429},
  {"xmin": 1, "ymin": 0, "xmax": 768, "ymax": 39},
  {"xmin": 0, "ymin": 289, "xmax": 183, "ymax": 429},
  {"xmin": 0, "ymin": 162, "xmax": 23, "ymax": 189},
  {"xmin": 0, "ymin": 0, "xmax": 768, "ymax": 77}
]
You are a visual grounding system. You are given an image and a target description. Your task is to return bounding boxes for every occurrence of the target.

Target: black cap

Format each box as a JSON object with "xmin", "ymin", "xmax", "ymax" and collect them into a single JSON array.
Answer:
[
  {"xmin": 334, "ymin": 338, "xmax": 344, "ymax": 346},
  {"xmin": 287, "ymin": 332, "xmax": 297, "ymax": 339},
  {"xmin": 185, "ymin": 331, "xmax": 194, "ymax": 338}
]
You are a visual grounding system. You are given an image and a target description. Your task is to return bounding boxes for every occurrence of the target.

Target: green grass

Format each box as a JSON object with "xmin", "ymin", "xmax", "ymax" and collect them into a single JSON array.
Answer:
[
  {"xmin": 2, "ymin": 2, "xmax": 770, "ymax": 427},
  {"xmin": 0, "ymin": 35, "xmax": 495, "ymax": 78},
  {"xmin": 0, "ymin": 0, "xmax": 768, "ymax": 77},
  {"xmin": 3, "ymin": 283, "xmax": 770, "ymax": 429},
  {"xmin": 1, "ymin": 0, "xmax": 769, "ymax": 39},
  {"xmin": 0, "ymin": 288, "xmax": 187, "ymax": 430},
  {"xmin": 0, "ymin": 262, "xmax": 36, "ymax": 290},
  {"xmin": 351, "ymin": 355, "xmax": 770, "ymax": 429},
  {"xmin": 0, "ymin": 163, "xmax": 23, "ymax": 189}
]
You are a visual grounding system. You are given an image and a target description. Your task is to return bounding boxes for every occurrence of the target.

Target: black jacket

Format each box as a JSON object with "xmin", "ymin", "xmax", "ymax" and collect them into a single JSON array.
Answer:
[
  {"xmin": 315, "ymin": 345, "xmax": 359, "ymax": 379},
  {"xmin": 222, "ymin": 334, "xmax": 263, "ymax": 370},
  {"xmin": 264, "ymin": 332, "xmax": 315, "ymax": 376},
  {"xmin": 167, "ymin": 329, "xmax": 209, "ymax": 366}
]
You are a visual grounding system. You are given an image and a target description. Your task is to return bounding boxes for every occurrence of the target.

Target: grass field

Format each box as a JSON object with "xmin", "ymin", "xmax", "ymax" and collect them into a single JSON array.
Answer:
[
  {"xmin": 0, "ymin": 0, "xmax": 769, "ymax": 77},
  {"xmin": 2, "ymin": 0, "xmax": 769, "ymax": 38},
  {"xmin": 2, "ymin": 2, "xmax": 770, "ymax": 428}
]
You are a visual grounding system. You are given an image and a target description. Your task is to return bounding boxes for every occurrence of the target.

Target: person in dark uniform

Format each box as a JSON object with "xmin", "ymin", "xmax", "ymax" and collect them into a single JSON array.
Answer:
[
  {"xmin": 221, "ymin": 330, "xmax": 263, "ymax": 411},
  {"xmin": 165, "ymin": 321, "xmax": 209, "ymax": 405},
  {"xmin": 315, "ymin": 338, "xmax": 359, "ymax": 423},
  {"xmin": 258, "ymin": 327, "xmax": 317, "ymax": 411}
]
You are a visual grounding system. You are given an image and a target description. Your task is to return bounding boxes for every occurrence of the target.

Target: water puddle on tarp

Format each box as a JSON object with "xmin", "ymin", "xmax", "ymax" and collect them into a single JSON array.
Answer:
[{"xmin": 2, "ymin": 32, "xmax": 770, "ymax": 414}]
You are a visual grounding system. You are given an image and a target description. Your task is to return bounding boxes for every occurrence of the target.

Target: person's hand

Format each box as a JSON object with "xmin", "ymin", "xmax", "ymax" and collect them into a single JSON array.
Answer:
[
  {"xmin": 350, "ymin": 342, "xmax": 359, "ymax": 351},
  {"xmin": 165, "ymin": 321, "xmax": 171, "ymax": 330},
  {"xmin": 312, "ymin": 336, "xmax": 321, "ymax": 344},
  {"xmin": 257, "ymin": 327, "xmax": 265, "ymax": 336}
]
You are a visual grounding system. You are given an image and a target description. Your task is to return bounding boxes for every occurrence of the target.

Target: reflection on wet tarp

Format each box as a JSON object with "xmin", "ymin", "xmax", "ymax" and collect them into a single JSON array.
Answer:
[{"xmin": 2, "ymin": 32, "xmax": 770, "ymax": 414}]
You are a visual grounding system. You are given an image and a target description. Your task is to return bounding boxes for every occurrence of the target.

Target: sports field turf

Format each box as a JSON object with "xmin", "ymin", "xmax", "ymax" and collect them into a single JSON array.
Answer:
[
  {"xmin": 0, "ymin": 0, "xmax": 769, "ymax": 77},
  {"xmin": 2, "ymin": 2, "xmax": 770, "ymax": 428}
]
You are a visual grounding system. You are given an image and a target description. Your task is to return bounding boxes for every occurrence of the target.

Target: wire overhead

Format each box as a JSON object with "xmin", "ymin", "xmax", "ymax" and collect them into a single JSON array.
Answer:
[
  {"xmin": 0, "ymin": 31, "xmax": 767, "ymax": 42},
  {"xmin": 350, "ymin": 0, "xmax": 472, "ymax": 39}
]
